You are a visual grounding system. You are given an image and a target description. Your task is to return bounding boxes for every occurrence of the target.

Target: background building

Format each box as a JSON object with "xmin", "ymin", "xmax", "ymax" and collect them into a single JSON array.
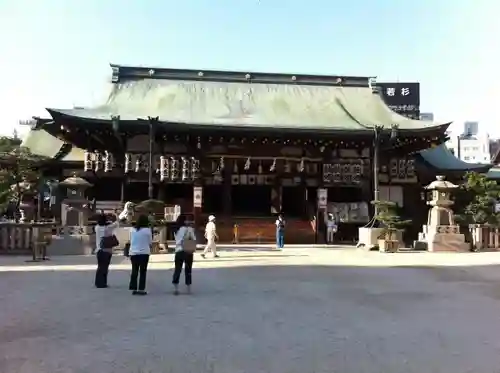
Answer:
[
  {"xmin": 445, "ymin": 121, "xmax": 491, "ymax": 164},
  {"xmin": 463, "ymin": 121, "xmax": 479, "ymax": 137},
  {"xmin": 420, "ymin": 112, "xmax": 434, "ymax": 121}
]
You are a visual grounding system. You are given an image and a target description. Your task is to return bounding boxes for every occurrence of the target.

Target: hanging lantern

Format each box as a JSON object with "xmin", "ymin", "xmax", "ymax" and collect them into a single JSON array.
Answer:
[
  {"xmin": 94, "ymin": 152, "xmax": 103, "ymax": 172},
  {"xmin": 398, "ymin": 159, "xmax": 406, "ymax": 179},
  {"xmin": 269, "ymin": 158, "xmax": 276, "ymax": 172},
  {"xmin": 407, "ymin": 159, "xmax": 415, "ymax": 177},
  {"xmin": 104, "ymin": 151, "xmax": 113, "ymax": 172},
  {"xmin": 160, "ymin": 156, "xmax": 170, "ymax": 181},
  {"xmin": 191, "ymin": 157, "xmax": 200, "ymax": 178},
  {"xmin": 233, "ymin": 160, "xmax": 239, "ymax": 174},
  {"xmin": 244, "ymin": 157, "xmax": 251, "ymax": 171},
  {"xmin": 258, "ymin": 161, "xmax": 263, "ymax": 174},
  {"xmin": 181, "ymin": 157, "xmax": 189, "ymax": 181},
  {"xmin": 389, "ymin": 158, "xmax": 398, "ymax": 177},
  {"xmin": 298, "ymin": 158, "xmax": 305, "ymax": 173},
  {"xmin": 170, "ymin": 157, "xmax": 179, "ymax": 180},
  {"xmin": 124, "ymin": 153, "xmax": 133, "ymax": 173},
  {"xmin": 134, "ymin": 155, "xmax": 142, "ymax": 173},
  {"xmin": 84, "ymin": 151, "xmax": 93, "ymax": 172},
  {"xmin": 219, "ymin": 157, "xmax": 225, "ymax": 171}
]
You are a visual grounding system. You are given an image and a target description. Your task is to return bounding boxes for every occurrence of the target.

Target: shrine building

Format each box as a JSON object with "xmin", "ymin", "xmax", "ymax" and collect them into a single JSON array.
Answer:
[{"xmin": 23, "ymin": 64, "xmax": 471, "ymax": 243}]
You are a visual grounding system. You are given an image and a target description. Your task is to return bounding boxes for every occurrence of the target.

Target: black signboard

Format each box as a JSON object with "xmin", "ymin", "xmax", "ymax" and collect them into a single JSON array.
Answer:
[{"xmin": 377, "ymin": 82, "xmax": 420, "ymax": 120}]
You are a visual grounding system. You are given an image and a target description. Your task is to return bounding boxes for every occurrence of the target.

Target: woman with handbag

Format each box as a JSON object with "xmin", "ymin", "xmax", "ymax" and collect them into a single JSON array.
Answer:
[
  {"xmin": 94, "ymin": 213, "xmax": 120, "ymax": 288},
  {"xmin": 128, "ymin": 214, "xmax": 152, "ymax": 295},
  {"xmin": 172, "ymin": 214, "xmax": 197, "ymax": 295}
]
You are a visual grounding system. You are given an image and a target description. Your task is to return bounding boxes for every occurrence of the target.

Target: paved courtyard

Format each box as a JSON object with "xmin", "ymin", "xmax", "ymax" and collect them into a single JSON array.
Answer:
[{"xmin": 2, "ymin": 247, "xmax": 500, "ymax": 373}]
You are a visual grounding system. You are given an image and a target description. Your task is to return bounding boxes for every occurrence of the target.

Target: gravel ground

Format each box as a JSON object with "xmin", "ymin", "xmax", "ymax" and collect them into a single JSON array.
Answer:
[{"xmin": 2, "ymin": 248, "xmax": 500, "ymax": 373}]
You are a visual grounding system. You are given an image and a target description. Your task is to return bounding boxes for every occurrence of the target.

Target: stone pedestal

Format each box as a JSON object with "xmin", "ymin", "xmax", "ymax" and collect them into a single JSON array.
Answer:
[
  {"xmin": 426, "ymin": 226, "xmax": 469, "ymax": 252},
  {"xmin": 358, "ymin": 227, "xmax": 403, "ymax": 248},
  {"xmin": 358, "ymin": 227, "xmax": 385, "ymax": 247}
]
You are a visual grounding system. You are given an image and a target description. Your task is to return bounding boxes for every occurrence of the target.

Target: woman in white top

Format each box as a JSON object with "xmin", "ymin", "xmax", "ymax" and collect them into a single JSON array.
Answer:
[
  {"xmin": 172, "ymin": 214, "xmax": 197, "ymax": 295},
  {"xmin": 128, "ymin": 214, "xmax": 152, "ymax": 295},
  {"xmin": 94, "ymin": 213, "xmax": 119, "ymax": 288}
]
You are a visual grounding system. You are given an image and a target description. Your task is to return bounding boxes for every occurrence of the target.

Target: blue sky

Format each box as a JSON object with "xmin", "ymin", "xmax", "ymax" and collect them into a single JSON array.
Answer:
[{"xmin": 0, "ymin": 0, "xmax": 498, "ymax": 137}]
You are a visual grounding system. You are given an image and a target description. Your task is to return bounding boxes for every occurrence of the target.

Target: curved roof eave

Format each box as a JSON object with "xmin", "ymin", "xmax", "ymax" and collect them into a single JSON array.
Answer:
[
  {"xmin": 46, "ymin": 108, "xmax": 451, "ymax": 135},
  {"xmin": 418, "ymin": 144, "xmax": 492, "ymax": 172}
]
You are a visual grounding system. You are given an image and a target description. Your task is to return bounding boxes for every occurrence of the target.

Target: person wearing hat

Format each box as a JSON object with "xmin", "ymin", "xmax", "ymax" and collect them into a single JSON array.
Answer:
[
  {"xmin": 326, "ymin": 213, "xmax": 337, "ymax": 244},
  {"xmin": 202, "ymin": 215, "xmax": 219, "ymax": 258}
]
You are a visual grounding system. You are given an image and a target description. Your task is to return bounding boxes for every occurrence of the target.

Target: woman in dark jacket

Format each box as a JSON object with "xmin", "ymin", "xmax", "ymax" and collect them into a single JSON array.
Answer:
[{"xmin": 94, "ymin": 213, "xmax": 119, "ymax": 288}]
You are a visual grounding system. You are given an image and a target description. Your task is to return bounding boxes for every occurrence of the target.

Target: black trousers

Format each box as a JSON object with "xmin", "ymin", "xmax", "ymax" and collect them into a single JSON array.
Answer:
[
  {"xmin": 95, "ymin": 250, "xmax": 112, "ymax": 288},
  {"xmin": 129, "ymin": 254, "xmax": 150, "ymax": 291},
  {"xmin": 172, "ymin": 251, "xmax": 194, "ymax": 285}
]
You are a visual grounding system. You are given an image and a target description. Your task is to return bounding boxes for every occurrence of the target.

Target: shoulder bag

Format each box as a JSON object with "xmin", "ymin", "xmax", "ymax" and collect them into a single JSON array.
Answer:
[
  {"xmin": 182, "ymin": 228, "xmax": 197, "ymax": 254},
  {"xmin": 100, "ymin": 234, "xmax": 119, "ymax": 250}
]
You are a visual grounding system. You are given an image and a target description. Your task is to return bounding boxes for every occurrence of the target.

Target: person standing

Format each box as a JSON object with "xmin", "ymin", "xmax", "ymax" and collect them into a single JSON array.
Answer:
[
  {"xmin": 128, "ymin": 214, "xmax": 152, "ymax": 295},
  {"xmin": 94, "ymin": 213, "xmax": 119, "ymax": 288},
  {"xmin": 326, "ymin": 213, "xmax": 338, "ymax": 244},
  {"xmin": 172, "ymin": 214, "xmax": 197, "ymax": 295},
  {"xmin": 275, "ymin": 214, "xmax": 285, "ymax": 250},
  {"xmin": 201, "ymin": 215, "xmax": 219, "ymax": 258}
]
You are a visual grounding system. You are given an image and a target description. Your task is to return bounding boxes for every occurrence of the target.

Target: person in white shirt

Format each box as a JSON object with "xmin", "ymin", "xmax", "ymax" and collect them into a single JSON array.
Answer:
[
  {"xmin": 128, "ymin": 214, "xmax": 152, "ymax": 295},
  {"xmin": 275, "ymin": 214, "xmax": 285, "ymax": 249},
  {"xmin": 326, "ymin": 213, "xmax": 338, "ymax": 244},
  {"xmin": 94, "ymin": 213, "xmax": 120, "ymax": 288},
  {"xmin": 172, "ymin": 214, "xmax": 197, "ymax": 295},
  {"xmin": 201, "ymin": 215, "xmax": 219, "ymax": 258}
]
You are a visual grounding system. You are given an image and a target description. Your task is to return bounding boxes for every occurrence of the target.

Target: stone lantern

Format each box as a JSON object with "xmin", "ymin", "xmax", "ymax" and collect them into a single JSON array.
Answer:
[
  {"xmin": 59, "ymin": 174, "xmax": 93, "ymax": 233},
  {"xmin": 419, "ymin": 176, "xmax": 468, "ymax": 252}
]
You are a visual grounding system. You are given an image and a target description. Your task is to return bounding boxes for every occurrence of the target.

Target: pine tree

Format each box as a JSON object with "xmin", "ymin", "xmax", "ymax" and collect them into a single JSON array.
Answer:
[{"xmin": 372, "ymin": 200, "xmax": 411, "ymax": 240}]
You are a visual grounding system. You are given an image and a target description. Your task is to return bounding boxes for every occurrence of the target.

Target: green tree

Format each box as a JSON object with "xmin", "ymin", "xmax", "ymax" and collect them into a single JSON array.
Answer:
[
  {"xmin": 372, "ymin": 200, "xmax": 411, "ymax": 240},
  {"xmin": 459, "ymin": 171, "xmax": 500, "ymax": 226},
  {"xmin": 0, "ymin": 136, "xmax": 45, "ymax": 216}
]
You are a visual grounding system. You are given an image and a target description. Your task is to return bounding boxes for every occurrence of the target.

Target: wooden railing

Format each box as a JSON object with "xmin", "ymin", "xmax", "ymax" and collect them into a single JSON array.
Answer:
[
  {"xmin": 217, "ymin": 218, "xmax": 316, "ymax": 244},
  {"xmin": 0, "ymin": 222, "xmax": 55, "ymax": 256},
  {"xmin": 470, "ymin": 225, "xmax": 500, "ymax": 251}
]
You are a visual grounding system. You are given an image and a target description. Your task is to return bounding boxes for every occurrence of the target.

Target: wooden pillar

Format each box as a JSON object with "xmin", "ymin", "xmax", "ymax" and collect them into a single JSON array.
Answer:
[
  {"xmin": 120, "ymin": 177, "xmax": 126, "ymax": 202},
  {"xmin": 271, "ymin": 173, "xmax": 282, "ymax": 215},
  {"xmin": 316, "ymin": 187, "xmax": 328, "ymax": 244},
  {"xmin": 223, "ymin": 159, "xmax": 232, "ymax": 217},
  {"xmin": 157, "ymin": 183, "xmax": 166, "ymax": 202},
  {"xmin": 193, "ymin": 185, "xmax": 202, "ymax": 237}
]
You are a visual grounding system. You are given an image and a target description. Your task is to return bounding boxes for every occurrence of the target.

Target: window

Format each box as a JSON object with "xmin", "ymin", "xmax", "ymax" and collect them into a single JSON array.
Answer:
[{"xmin": 464, "ymin": 156, "xmax": 470, "ymax": 161}]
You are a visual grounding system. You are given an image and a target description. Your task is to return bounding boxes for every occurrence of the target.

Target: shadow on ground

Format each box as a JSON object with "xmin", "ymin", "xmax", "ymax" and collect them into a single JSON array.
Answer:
[{"xmin": 2, "ymin": 258, "xmax": 500, "ymax": 373}]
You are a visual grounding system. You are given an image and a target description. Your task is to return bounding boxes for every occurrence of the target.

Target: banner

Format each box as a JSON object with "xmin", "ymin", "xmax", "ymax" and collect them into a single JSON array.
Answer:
[{"xmin": 377, "ymin": 82, "xmax": 420, "ymax": 120}]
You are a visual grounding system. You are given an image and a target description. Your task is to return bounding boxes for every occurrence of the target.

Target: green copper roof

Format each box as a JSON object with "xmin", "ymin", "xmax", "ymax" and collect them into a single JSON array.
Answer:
[
  {"xmin": 48, "ymin": 79, "xmax": 448, "ymax": 132},
  {"xmin": 22, "ymin": 129, "xmax": 85, "ymax": 161},
  {"xmin": 418, "ymin": 145, "xmax": 491, "ymax": 172},
  {"xmin": 21, "ymin": 128, "xmax": 65, "ymax": 158},
  {"xmin": 61, "ymin": 147, "xmax": 86, "ymax": 162}
]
